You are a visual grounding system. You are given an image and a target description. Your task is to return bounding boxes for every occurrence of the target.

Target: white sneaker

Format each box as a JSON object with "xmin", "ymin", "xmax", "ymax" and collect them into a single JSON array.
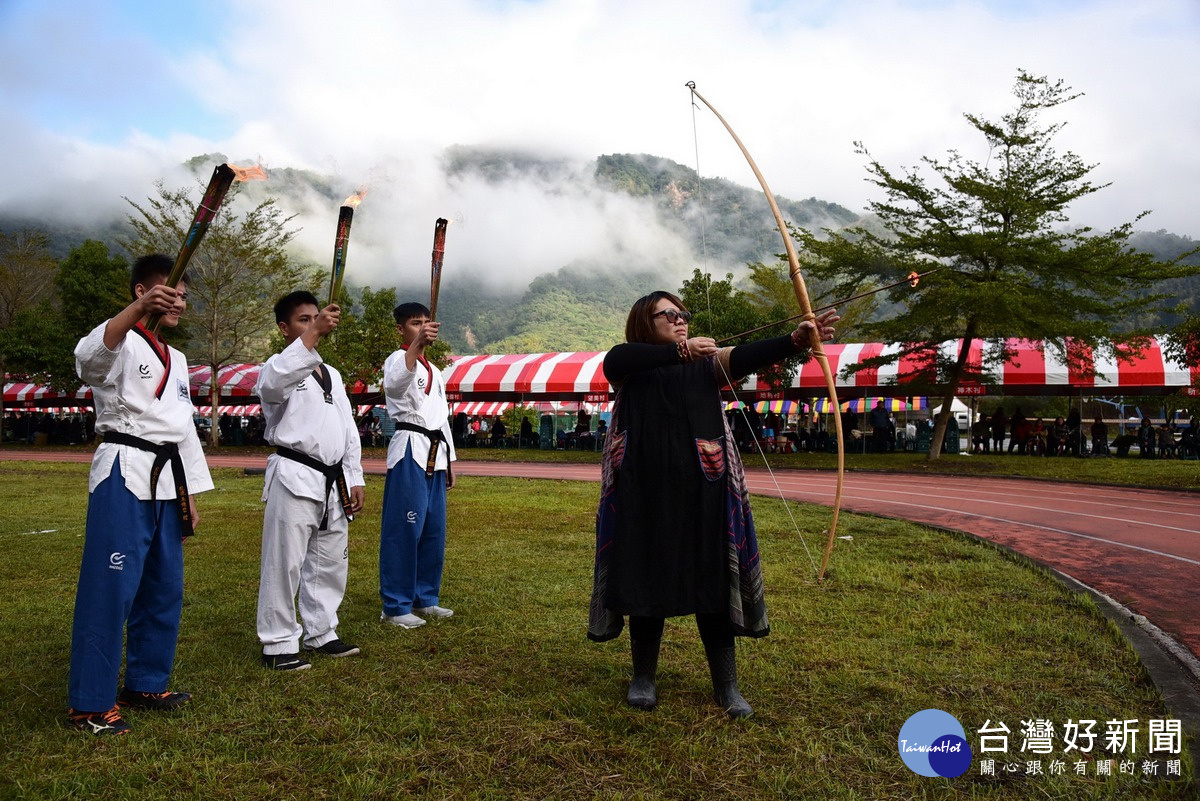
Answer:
[
  {"xmin": 414, "ymin": 605, "xmax": 454, "ymax": 619},
  {"xmin": 381, "ymin": 612, "xmax": 426, "ymax": 629}
]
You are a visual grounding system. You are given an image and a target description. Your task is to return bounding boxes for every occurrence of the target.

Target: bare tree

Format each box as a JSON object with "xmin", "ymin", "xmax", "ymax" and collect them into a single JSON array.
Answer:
[{"xmin": 124, "ymin": 178, "xmax": 317, "ymax": 445}]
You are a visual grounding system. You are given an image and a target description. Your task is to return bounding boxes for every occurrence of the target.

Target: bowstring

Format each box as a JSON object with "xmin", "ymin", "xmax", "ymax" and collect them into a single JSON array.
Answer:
[{"xmin": 689, "ymin": 86, "xmax": 819, "ymax": 576}]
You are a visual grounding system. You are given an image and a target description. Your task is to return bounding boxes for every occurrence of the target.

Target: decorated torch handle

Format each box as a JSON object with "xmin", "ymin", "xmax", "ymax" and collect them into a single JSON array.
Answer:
[
  {"xmin": 328, "ymin": 204, "xmax": 355, "ymax": 307},
  {"xmin": 430, "ymin": 218, "xmax": 449, "ymax": 321},
  {"xmin": 327, "ymin": 190, "xmax": 366, "ymax": 308}
]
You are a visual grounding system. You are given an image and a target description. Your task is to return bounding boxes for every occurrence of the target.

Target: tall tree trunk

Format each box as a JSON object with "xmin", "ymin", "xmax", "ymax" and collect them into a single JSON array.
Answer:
[
  {"xmin": 209, "ymin": 363, "xmax": 220, "ymax": 448},
  {"xmin": 927, "ymin": 320, "xmax": 979, "ymax": 461},
  {"xmin": 0, "ymin": 357, "xmax": 7, "ymax": 445}
]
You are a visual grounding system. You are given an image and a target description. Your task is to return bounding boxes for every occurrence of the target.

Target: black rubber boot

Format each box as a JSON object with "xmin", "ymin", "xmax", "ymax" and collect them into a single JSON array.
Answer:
[
  {"xmin": 626, "ymin": 637, "xmax": 660, "ymax": 710},
  {"xmin": 705, "ymin": 645, "xmax": 753, "ymax": 718}
]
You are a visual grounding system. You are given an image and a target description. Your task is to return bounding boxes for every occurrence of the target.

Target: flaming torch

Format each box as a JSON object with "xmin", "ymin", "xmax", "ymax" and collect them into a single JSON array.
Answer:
[
  {"xmin": 429, "ymin": 218, "xmax": 449, "ymax": 321},
  {"xmin": 328, "ymin": 189, "xmax": 367, "ymax": 306},
  {"xmin": 148, "ymin": 162, "xmax": 268, "ymax": 333}
]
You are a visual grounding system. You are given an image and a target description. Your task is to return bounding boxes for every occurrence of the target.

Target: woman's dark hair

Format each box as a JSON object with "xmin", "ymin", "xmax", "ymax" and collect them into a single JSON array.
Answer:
[{"xmin": 625, "ymin": 291, "xmax": 687, "ymax": 344}]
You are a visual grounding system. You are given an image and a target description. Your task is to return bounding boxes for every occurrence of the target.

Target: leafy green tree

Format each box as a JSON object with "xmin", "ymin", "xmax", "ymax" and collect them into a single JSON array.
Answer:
[
  {"xmin": 678, "ymin": 268, "xmax": 804, "ymax": 394},
  {"xmin": 124, "ymin": 177, "xmax": 317, "ymax": 444},
  {"xmin": 0, "ymin": 230, "xmax": 60, "ymax": 441},
  {"xmin": 793, "ymin": 71, "xmax": 1198, "ymax": 458},
  {"xmin": 320, "ymin": 286, "xmax": 403, "ymax": 385},
  {"xmin": 743, "ymin": 260, "xmax": 877, "ymax": 342},
  {"xmin": 55, "ymin": 240, "xmax": 131, "ymax": 340},
  {"xmin": 6, "ymin": 240, "xmax": 132, "ymax": 392}
]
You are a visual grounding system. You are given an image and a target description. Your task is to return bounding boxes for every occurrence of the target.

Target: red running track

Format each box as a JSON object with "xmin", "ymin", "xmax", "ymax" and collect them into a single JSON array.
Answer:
[{"xmin": 5, "ymin": 451, "xmax": 1199, "ymax": 661}]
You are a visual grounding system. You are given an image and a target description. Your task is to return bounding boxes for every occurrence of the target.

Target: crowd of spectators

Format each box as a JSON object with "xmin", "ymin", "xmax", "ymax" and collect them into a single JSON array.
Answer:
[
  {"xmin": 2, "ymin": 410, "xmax": 94, "ymax": 445},
  {"xmin": 8, "ymin": 404, "xmax": 1196, "ymax": 460}
]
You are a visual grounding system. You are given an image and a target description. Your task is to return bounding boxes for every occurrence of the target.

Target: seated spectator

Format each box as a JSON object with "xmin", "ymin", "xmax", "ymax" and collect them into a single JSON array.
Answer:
[
  {"xmin": 1027, "ymin": 418, "xmax": 1047, "ymax": 456},
  {"xmin": 1065, "ymin": 409, "xmax": 1082, "ymax": 456},
  {"xmin": 1137, "ymin": 417, "xmax": 1156, "ymax": 459},
  {"xmin": 491, "ymin": 416, "xmax": 507, "ymax": 448},
  {"xmin": 1009, "ymin": 408, "xmax": 1028, "ymax": 454},
  {"xmin": 1048, "ymin": 416, "xmax": 1069, "ymax": 456},
  {"xmin": 1159, "ymin": 423, "xmax": 1177, "ymax": 459},
  {"xmin": 1090, "ymin": 415, "xmax": 1109, "ymax": 456},
  {"xmin": 520, "ymin": 416, "xmax": 536, "ymax": 447},
  {"xmin": 1179, "ymin": 418, "xmax": 1197, "ymax": 459}
]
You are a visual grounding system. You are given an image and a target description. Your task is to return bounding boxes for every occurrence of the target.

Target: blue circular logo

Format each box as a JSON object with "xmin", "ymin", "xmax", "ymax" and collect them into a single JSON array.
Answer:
[{"xmin": 897, "ymin": 709, "xmax": 973, "ymax": 778}]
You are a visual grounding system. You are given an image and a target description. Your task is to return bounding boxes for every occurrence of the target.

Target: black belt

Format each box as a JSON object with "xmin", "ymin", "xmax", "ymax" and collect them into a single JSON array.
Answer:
[
  {"xmin": 103, "ymin": 432, "xmax": 194, "ymax": 538},
  {"xmin": 275, "ymin": 447, "xmax": 353, "ymax": 528},
  {"xmin": 395, "ymin": 422, "xmax": 452, "ymax": 480}
]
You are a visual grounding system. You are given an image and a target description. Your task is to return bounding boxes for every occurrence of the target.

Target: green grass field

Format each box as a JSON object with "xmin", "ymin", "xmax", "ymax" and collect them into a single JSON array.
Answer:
[{"xmin": 0, "ymin": 462, "xmax": 1193, "ymax": 799}]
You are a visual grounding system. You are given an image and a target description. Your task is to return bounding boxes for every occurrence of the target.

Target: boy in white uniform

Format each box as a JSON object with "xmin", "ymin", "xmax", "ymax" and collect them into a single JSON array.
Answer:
[
  {"xmin": 67, "ymin": 255, "xmax": 214, "ymax": 735},
  {"xmin": 255, "ymin": 291, "xmax": 365, "ymax": 670},
  {"xmin": 379, "ymin": 302, "xmax": 456, "ymax": 628}
]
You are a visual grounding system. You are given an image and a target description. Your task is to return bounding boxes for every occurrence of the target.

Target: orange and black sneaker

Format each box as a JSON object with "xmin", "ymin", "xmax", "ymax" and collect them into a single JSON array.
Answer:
[
  {"xmin": 67, "ymin": 706, "xmax": 131, "ymax": 736},
  {"xmin": 117, "ymin": 689, "xmax": 192, "ymax": 711}
]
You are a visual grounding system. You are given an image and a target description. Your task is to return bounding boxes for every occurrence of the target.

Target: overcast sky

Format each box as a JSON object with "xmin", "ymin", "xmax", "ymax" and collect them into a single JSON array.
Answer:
[{"xmin": 1, "ymin": 0, "xmax": 1197, "ymax": 286}]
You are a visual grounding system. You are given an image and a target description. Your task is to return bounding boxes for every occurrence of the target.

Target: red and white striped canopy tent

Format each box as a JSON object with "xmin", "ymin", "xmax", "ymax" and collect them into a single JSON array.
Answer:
[
  {"xmin": 450, "ymin": 401, "xmax": 513, "ymax": 417},
  {"xmin": 444, "ymin": 352, "xmax": 610, "ymax": 400},
  {"xmin": 517, "ymin": 400, "xmax": 613, "ymax": 413},
  {"xmin": 194, "ymin": 405, "xmax": 262, "ymax": 417},
  {"xmin": 744, "ymin": 337, "xmax": 1199, "ymax": 397},
  {"xmin": 2, "ymin": 379, "xmax": 92, "ymax": 406},
  {"xmin": 442, "ymin": 338, "xmax": 1196, "ymax": 400},
  {"xmin": 188, "ymin": 363, "xmax": 261, "ymax": 398}
]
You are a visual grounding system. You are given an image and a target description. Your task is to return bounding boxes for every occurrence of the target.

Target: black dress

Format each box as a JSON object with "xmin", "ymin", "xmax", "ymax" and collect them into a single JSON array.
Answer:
[{"xmin": 588, "ymin": 336, "xmax": 797, "ymax": 641}]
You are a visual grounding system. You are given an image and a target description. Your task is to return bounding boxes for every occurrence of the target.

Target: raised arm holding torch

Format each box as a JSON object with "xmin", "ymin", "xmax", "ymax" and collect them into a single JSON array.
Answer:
[{"xmin": 148, "ymin": 162, "xmax": 267, "ymax": 333}]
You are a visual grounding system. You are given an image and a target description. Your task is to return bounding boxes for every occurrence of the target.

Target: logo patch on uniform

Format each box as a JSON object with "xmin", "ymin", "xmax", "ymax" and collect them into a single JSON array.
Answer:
[
  {"xmin": 406, "ymin": 510, "xmax": 418, "ymax": 524},
  {"xmin": 109, "ymin": 552, "xmax": 126, "ymax": 571},
  {"xmin": 177, "ymin": 379, "xmax": 189, "ymax": 401},
  {"xmin": 417, "ymin": 377, "xmax": 426, "ymax": 389},
  {"xmin": 138, "ymin": 364, "xmax": 152, "ymax": 378}
]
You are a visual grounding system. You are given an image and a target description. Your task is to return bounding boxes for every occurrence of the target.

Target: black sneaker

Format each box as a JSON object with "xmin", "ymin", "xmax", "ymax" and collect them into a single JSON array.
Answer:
[
  {"xmin": 67, "ymin": 706, "xmax": 131, "ymax": 736},
  {"xmin": 302, "ymin": 638, "xmax": 360, "ymax": 657},
  {"xmin": 262, "ymin": 653, "xmax": 312, "ymax": 671},
  {"xmin": 117, "ymin": 688, "xmax": 192, "ymax": 711}
]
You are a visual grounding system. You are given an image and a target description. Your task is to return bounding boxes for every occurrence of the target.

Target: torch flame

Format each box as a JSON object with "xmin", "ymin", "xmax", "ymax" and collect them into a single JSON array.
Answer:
[
  {"xmin": 228, "ymin": 163, "xmax": 268, "ymax": 182},
  {"xmin": 907, "ymin": 271, "xmax": 920, "ymax": 287},
  {"xmin": 342, "ymin": 187, "xmax": 368, "ymax": 208}
]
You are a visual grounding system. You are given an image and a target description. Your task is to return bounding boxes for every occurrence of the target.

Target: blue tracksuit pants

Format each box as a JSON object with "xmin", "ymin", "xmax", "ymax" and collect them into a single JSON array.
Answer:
[
  {"xmin": 379, "ymin": 456, "xmax": 447, "ymax": 616},
  {"xmin": 68, "ymin": 458, "xmax": 184, "ymax": 712}
]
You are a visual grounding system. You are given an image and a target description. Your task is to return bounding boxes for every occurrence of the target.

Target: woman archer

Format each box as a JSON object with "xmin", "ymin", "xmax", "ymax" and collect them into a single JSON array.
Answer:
[{"xmin": 587, "ymin": 291, "xmax": 837, "ymax": 717}]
